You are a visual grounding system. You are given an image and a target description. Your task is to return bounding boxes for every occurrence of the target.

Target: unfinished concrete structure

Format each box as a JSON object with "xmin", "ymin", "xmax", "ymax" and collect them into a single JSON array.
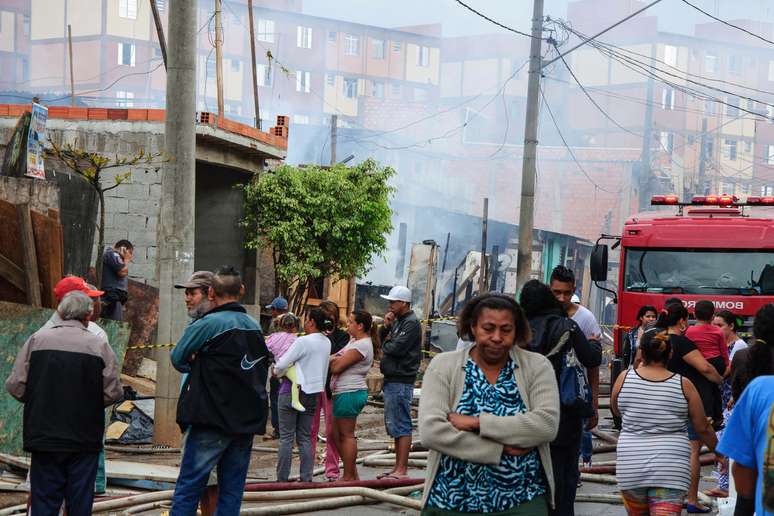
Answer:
[{"xmin": 0, "ymin": 105, "xmax": 288, "ymax": 312}]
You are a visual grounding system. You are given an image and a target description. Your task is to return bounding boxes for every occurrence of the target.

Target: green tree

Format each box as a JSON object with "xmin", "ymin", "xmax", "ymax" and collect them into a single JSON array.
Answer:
[
  {"xmin": 242, "ymin": 159, "xmax": 395, "ymax": 313},
  {"xmin": 48, "ymin": 141, "xmax": 166, "ymax": 286}
]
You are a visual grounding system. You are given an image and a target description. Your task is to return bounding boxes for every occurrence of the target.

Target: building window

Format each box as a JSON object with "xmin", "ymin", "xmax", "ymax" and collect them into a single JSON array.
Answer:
[
  {"xmin": 660, "ymin": 131, "xmax": 674, "ymax": 154},
  {"xmin": 118, "ymin": 42, "xmax": 136, "ymax": 66},
  {"xmin": 414, "ymin": 87, "xmax": 427, "ymax": 101},
  {"xmin": 23, "ymin": 15, "xmax": 30, "ymax": 36},
  {"xmin": 325, "ymin": 73, "xmax": 335, "ymax": 86},
  {"xmin": 744, "ymin": 141, "xmax": 753, "ymax": 153},
  {"xmin": 257, "ymin": 64, "xmax": 273, "ymax": 87},
  {"xmin": 230, "ymin": 59, "xmax": 241, "ymax": 72},
  {"xmin": 391, "ymin": 83, "xmax": 402, "ymax": 97},
  {"xmin": 704, "ymin": 99, "xmax": 716, "ymax": 115},
  {"xmin": 372, "ymin": 81, "xmax": 384, "ymax": 98},
  {"xmin": 343, "ymin": 78, "xmax": 357, "ymax": 99},
  {"xmin": 119, "ymin": 0, "xmax": 138, "ymax": 19},
  {"xmin": 762, "ymin": 185, "xmax": 774, "ymax": 196},
  {"xmin": 726, "ymin": 96, "xmax": 739, "ymax": 117},
  {"xmin": 293, "ymin": 114, "xmax": 310, "ymax": 125},
  {"xmin": 705, "ymin": 53, "xmax": 717, "ymax": 73},
  {"xmin": 392, "ymin": 41, "xmax": 402, "ymax": 52},
  {"xmin": 663, "ymin": 45, "xmax": 678, "ymax": 67},
  {"xmin": 724, "ymin": 139, "xmax": 738, "ymax": 161},
  {"xmin": 372, "ymin": 39, "xmax": 385, "ymax": 59},
  {"xmin": 296, "ymin": 70, "xmax": 310, "ymax": 93},
  {"xmin": 328, "ymin": 30, "xmax": 337, "ymax": 42},
  {"xmin": 297, "ymin": 26, "xmax": 312, "ymax": 49},
  {"xmin": 768, "ymin": 144, "xmax": 774, "ymax": 165},
  {"xmin": 729, "ymin": 55, "xmax": 742, "ymax": 74},
  {"xmin": 257, "ymin": 19, "xmax": 274, "ymax": 43},
  {"xmin": 417, "ymin": 46, "xmax": 430, "ymax": 67},
  {"xmin": 662, "ymin": 88, "xmax": 675, "ymax": 110},
  {"xmin": 344, "ymin": 34, "xmax": 359, "ymax": 56},
  {"xmin": 116, "ymin": 90, "xmax": 134, "ymax": 108}
]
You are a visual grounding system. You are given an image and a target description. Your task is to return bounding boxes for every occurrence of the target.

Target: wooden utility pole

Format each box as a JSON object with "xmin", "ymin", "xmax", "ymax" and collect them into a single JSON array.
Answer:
[
  {"xmin": 247, "ymin": 0, "xmax": 261, "ymax": 129},
  {"xmin": 214, "ymin": 0, "xmax": 225, "ymax": 117},
  {"xmin": 478, "ymin": 197, "xmax": 489, "ymax": 295},
  {"xmin": 67, "ymin": 25, "xmax": 75, "ymax": 107},
  {"xmin": 330, "ymin": 114, "xmax": 338, "ymax": 165},
  {"xmin": 515, "ymin": 0, "xmax": 544, "ymax": 293},
  {"xmin": 149, "ymin": 0, "xmax": 168, "ymax": 70}
]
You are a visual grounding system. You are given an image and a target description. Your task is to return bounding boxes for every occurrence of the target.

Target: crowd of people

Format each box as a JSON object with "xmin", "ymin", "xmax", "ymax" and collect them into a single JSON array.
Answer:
[{"xmin": 5, "ymin": 245, "xmax": 774, "ymax": 516}]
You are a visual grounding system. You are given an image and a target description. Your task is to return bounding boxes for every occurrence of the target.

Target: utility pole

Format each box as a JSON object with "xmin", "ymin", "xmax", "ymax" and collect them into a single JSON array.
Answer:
[
  {"xmin": 330, "ymin": 114, "xmax": 338, "ymax": 165},
  {"xmin": 515, "ymin": 0, "xmax": 545, "ymax": 293},
  {"xmin": 247, "ymin": 0, "xmax": 261, "ymax": 129},
  {"xmin": 67, "ymin": 25, "xmax": 75, "ymax": 107},
  {"xmin": 154, "ymin": 0, "xmax": 197, "ymax": 447},
  {"xmin": 149, "ymin": 0, "xmax": 168, "ymax": 70},
  {"xmin": 214, "ymin": 0, "xmax": 225, "ymax": 117},
  {"xmin": 479, "ymin": 197, "xmax": 489, "ymax": 295},
  {"xmin": 698, "ymin": 118, "xmax": 708, "ymax": 196},
  {"xmin": 638, "ymin": 54, "xmax": 656, "ymax": 210}
]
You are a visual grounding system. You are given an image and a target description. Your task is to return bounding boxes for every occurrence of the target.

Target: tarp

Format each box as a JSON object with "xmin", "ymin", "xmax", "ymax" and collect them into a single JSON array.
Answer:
[{"xmin": 0, "ymin": 301, "xmax": 130, "ymax": 455}]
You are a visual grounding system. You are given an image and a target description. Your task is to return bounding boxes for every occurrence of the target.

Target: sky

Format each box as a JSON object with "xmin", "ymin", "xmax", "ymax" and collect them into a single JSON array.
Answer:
[{"xmin": 300, "ymin": 0, "xmax": 773, "ymax": 38}]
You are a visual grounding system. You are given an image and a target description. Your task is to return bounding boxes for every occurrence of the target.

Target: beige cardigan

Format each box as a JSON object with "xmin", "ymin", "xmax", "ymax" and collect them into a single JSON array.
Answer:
[{"xmin": 417, "ymin": 344, "xmax": 560, "ymax": 509}]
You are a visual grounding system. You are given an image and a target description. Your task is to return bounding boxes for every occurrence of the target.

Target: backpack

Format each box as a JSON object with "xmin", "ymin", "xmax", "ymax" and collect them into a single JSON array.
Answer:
[{"xmin": 541, "ymin": 317, "xmax": 595, "ymax": 418}]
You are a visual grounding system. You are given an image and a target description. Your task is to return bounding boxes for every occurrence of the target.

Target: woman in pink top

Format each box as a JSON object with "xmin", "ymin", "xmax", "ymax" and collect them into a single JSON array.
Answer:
[{"xmin": 685, "ymin": 300, "xmax": 728, "ymax": 429}]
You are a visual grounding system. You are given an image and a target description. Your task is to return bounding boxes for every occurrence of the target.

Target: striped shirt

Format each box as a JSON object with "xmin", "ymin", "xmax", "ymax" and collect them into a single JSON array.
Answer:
[{"xmin": 616, "ymin": 368, "xmax": 691, "ymax": 491}]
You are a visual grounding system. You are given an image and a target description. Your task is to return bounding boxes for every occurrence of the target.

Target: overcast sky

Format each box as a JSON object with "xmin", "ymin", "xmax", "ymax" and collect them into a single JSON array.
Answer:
[{"xmin": 301, "ymin": 0, "xmax": 771, "ymax": 38}]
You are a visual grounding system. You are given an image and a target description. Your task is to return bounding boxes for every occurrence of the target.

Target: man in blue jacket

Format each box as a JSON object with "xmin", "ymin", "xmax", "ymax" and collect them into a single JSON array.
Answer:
[{"xmin": 170, "ymin": 266, "xmax": 269, "ymax": 515}]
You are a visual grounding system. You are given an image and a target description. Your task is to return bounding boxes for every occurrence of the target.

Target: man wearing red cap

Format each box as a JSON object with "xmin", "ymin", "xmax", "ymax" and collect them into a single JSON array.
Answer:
[{"xmin": 45, "ymin": 276, "xmax": 108, "ymax": 343}]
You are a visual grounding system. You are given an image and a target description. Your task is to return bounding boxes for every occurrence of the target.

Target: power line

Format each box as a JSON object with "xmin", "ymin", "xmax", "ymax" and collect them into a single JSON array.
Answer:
[
  {"xmin": 679, "ymin": 0, "xmax": 774, "ymax": 46},
  {"xmin": 452, "ymin": 0, "xmax": 541, "ymax": 39},
  {"xmin": 539, "ymin": 86, "xmax": 621, "ymax": 194}
]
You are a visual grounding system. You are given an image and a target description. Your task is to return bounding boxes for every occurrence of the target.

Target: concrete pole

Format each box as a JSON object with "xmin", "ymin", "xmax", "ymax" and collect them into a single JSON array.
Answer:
[
  {"xmin": 515, "ymin": 0, "xmax": 544, "ymax": 293},
  {"xmin": 247, "ymin": 0, "xmax": 261, "ymax": 129},
  {"xmin": 214, "ymin": 0, "xmax": 225, "ymax": 117},
  {"xmin": 153, "ymin": 0, "xmax": 197, "ymax": 447}
]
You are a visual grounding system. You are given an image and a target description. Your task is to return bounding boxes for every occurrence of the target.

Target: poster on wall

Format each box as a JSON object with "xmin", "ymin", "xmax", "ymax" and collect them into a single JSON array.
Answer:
[{"xmin": 25, "ymin": 103, "xmax": 48, "ymax": 180}]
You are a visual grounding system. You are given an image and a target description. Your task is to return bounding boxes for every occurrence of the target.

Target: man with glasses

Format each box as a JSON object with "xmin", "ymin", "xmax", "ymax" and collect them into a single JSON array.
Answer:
[{"xmin": 717, "ymin": 375, "xmax": 774, "ymax": 515}]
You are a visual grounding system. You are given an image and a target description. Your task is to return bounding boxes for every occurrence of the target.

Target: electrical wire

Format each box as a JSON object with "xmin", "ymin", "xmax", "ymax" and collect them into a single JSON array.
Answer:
[
  {"xmin": 540, "ymin": 86, "xmax": 621, "ymax": 194},
  {"xmin": 451, "ymin": 0, "xmax": 541, "ymax": 40},
  {"xmin": 679, "ymin": 0, "xmax": 774, "ymax": 46}
]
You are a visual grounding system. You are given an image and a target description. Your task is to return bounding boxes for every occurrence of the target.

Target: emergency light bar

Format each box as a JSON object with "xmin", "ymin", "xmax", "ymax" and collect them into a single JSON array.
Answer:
[{"xmin": 650, "ymin": 194, "xmax": 774, "ymax": 206}]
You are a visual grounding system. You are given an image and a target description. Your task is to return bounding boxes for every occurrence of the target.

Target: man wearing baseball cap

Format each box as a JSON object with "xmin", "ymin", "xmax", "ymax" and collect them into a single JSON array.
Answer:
[
  {"xmin": 377, "ymin": 285, "xmax": 421, "ymax": 480},
  {"xmin": 174, "ymin": 271, "xmax": 215, "ymax": 320},
  {"xmin": 44, "ymin": 276, "xmax": 107, "ymax": 343}
]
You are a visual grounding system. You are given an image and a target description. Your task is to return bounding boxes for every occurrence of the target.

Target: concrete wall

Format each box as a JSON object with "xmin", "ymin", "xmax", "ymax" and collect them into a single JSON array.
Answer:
[{"xmin": 0, "ymin": 175, "xmax": 59, "ymax": 213}]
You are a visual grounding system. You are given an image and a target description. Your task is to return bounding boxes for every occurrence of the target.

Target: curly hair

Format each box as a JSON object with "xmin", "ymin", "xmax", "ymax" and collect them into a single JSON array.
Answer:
[
  {"xmin": 519, "ymin": 279, "xmax": 562, "ymax": 319},
  {"xmin": 458, "ymin": 293, "xmax": 531, "ymax": 346}
]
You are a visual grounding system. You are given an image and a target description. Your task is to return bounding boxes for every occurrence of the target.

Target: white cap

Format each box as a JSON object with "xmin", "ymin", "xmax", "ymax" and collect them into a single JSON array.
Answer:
[
  {"xmin": 381, "ymin": 285, "xmax": 412, "ymax": 303},
  {"xmin": 571, "ymin": 294, "xmax": 580, "ymax": 303}
]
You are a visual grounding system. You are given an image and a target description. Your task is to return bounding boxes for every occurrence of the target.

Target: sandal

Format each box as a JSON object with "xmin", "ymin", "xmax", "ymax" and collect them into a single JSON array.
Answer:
[{"xmin": 687, "ymin": 504, "xmax": 712, "ymax": 514}]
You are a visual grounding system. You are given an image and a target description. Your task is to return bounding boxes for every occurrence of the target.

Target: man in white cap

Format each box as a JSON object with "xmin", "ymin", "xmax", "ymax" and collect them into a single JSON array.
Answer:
[{"xmin": 377, "ymin": 286, "xmax": 421, "ymax": 480}]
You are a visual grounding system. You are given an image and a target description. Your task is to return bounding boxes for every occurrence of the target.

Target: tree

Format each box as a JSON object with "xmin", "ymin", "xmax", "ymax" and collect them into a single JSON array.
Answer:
[
  {"xmin": 242, "ymin": 159, "xmax": 395, "ymax": 313},
  {"xmin": 48, "ymin": 141, "xmax": 166, "ymax": 287}
]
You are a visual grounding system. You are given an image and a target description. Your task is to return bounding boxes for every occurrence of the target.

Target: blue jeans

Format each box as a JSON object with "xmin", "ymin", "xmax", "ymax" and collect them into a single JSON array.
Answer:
[
  {"xmin": 171, "ymin": 427, "xmax": 253, "ymax": 516},
  {"xmin": 383, "ymin": 382, "xmax": 414, "ymax": 438},
  {"xmin": 580, "ymin": 430, "xmax": 593, "ymax": 463}
]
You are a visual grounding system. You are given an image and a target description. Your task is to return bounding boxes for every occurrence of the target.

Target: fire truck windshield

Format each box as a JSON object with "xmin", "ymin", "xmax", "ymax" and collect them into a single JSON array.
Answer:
[{"xmin": 624, "ymin": 249, "xmax": 774, "ymax": 295}]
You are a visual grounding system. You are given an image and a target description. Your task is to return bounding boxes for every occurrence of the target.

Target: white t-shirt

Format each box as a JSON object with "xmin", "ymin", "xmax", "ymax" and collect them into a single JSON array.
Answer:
[
  {"xmin": 274, "ymin": 332, "xmax": 331, "ymax": 394},
  {"xmin": 571, "ymin": 304, "xmax": 602, "ymax": 340},
  {"xmin": 332, "ymin": 337, "xmax": 374, "ymax": 395},
  {"xmin": 42, "ymin": 312, "xmax": 108, "ymax": 343},
  {"xmin": 729, "ymin": 338, "xmax": 748, "ymax": 360}
]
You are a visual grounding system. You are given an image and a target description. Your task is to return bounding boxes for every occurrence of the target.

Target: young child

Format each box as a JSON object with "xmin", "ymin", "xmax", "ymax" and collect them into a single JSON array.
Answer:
[
  {"xmin": 266, "ymin": 313, "xmax": 305, "ymax": 412},
  {"xmin": 685, "ymin": 300, "xmax": 728, "ymax": 428}
]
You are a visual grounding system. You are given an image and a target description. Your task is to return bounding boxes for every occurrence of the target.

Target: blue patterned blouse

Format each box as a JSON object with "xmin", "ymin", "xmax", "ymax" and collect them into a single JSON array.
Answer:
[{"xmin": 426, "ymin": 357, "xmax": 546, "ymax": 513}]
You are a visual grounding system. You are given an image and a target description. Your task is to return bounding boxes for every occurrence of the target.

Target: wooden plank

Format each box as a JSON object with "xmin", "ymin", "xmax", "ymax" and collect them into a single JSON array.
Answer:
[
  {"xmin": 120, "ymin": 374, "xmax": 156, "ymax": 397},
  {"xmin": 0, "ymin": 453, "xmax": 180, "ymax": 483},
  {"xmin": 31, "ymin": 210, "xmax": 63, "ymax": 308},
  {"xmin": 0, "ymin": 252, "xmax": 24, "ymax": 291},
  {"xmin": 15, "ymin": 203, "xmax": 41, "ymax": 307}
]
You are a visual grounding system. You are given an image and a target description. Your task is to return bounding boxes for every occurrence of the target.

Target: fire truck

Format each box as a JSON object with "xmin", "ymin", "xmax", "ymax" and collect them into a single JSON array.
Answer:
[{"xmin": 590, "ymin": 194, "xmax": 774, "ymax": 377}]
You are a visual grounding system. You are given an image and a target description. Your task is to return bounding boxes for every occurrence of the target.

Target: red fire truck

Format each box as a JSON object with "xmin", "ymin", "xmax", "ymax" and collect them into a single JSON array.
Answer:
[{"xmin": 591, "ymin": 194, "xmax": 774, "ymax": 375}]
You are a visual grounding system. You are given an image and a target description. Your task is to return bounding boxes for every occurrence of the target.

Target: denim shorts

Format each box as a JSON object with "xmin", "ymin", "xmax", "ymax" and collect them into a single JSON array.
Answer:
[
  {"xmin": 383, "ymin": 382, "xmax": 414, "ymax": 438},
  {"xmin": 333, "ymin": 389, "xmax": 368, "ymax": 419}
]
